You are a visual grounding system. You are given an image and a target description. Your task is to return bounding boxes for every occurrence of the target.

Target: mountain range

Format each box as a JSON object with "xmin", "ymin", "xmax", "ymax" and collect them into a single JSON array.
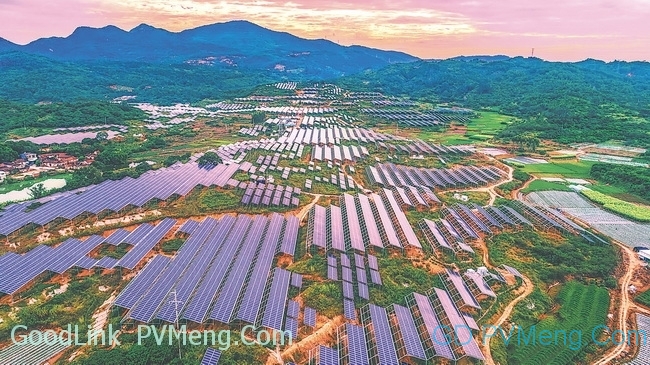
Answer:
[{"xmin": 0, "ymin": 20, "xmax": 417, "ymax": 76}]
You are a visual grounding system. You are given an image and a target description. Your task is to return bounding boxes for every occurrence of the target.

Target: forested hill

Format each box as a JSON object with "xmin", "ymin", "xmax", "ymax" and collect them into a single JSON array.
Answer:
[
  {"xmin": 338, "ymin": 57, "xmax": 650, "ymax": 146},
  {"xmin": 0, "ymin": 20, "xmax": 416, "ymax": 78}
]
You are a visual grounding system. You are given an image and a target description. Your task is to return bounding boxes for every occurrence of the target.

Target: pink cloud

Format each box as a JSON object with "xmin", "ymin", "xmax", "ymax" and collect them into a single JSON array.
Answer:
[{"xmin": 0, "ymin": 0, "xmax": 647, "ymax": 61}]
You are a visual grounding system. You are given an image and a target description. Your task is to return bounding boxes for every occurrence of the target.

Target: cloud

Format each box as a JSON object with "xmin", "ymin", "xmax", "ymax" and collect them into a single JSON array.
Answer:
[{"xmin": 0, "ymin": 0, "xmax": 647, "ymax": 61}]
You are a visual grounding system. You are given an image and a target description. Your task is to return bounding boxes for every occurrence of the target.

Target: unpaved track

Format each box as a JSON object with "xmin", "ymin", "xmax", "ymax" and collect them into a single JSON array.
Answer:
[
  {"xmin": 482, "ymin": 274, "xmax": 534, "ymax": 365},
  {"xmin": 594, "ymin": 242, "xmax": 638, "ymax": 365}
]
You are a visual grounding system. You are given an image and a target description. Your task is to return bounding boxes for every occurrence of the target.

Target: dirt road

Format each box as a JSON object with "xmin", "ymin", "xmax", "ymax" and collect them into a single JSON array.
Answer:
[{"xmin": 594, "ymin": 243, "xmax": 639, "ymax": 365}]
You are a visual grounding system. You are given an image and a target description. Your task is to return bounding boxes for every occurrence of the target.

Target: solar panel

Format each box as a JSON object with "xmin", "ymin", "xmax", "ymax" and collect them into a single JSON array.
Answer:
[
  {"xmin": 344, "ymin": 323, "xmax": 369, "ymax": 365},
  {"xmin": 343, "ymin": 281, "xmax": 354, "ymax": 299},
  {"xmin": 343, "ymin": 299, "xmax": 356, "ymax": 320},
  {"xmin": 367, "ymin": 254, "xmax": 379, "ymax": 271},
  {"xmin": 356, "ymin": 194, "xmax": 383, "ymax": 249},
  {"xmin": 393, "ymin": 304, "xmax": 427, "ymax": 360},
  {"xmin": 156, "ymin": 216, "xmax": 236, "ymax": 323},
  {"xmin": 317, "ymin": 345, "xmax": 339, "ymax": 365},
  {"xmin": 365, "ymin": 304, "xmax": 399, "ymax": 365},
  {"xmin": 182, "ymin": 215, "xmax": 250, "ymax": 323},
  {"xmin": 105, "ymin": 228, "xmax": 131, "ymax": 245},
  {"xmin": 445, "ymin": 268, "xmax": 481, "ymax": 309},
  {"xmin": 118, "ymin": 218, "xmax": 177, "ymax": 270},
  {"xmin": 342, "ymin": 266, "xmax": 353, "ymax": 283},
  {"xmin": 370, "ymin": 193, "xmax": 401, "ymax": 248},
  {"xmin": 432, "ymin": 288, "xmax": 484, "ymax": 360},
  {"xmin": 342, "ymin": 194, "xmax": 365, "ymax": 251},
  {"xmin": 340, "ymin": 254, "xmax": 351, "ymax": 268},
  {"xmin": 411, "ymin": 292, "xmax": 454, "ymax": 360},
  {"xmin": 304, "ymin": 307, "xmax": 317, "ymax": 327},
  {"xmin": 128, "ymin": 218, "xmax": 218, "ymax": 323},
  {"xmin": 329, "ymin": 205, "xmax": 345, "ymax": 252},
  {"xmin": 114, "ymin": 255, "xmax": 171, "ymax": 309},
  {"xmin": 369, "ymin": 270, "xmax": 382, "ymax": 285},
  {"xmin": 284, "ymin": 317, "xmax": 298, "ymax": 342},
  {"xmin": 287, "ymin": 300, "xmax": 300, "ymax": 318},
  {"xmin": 200, "ymin": 348, "xmax": 222, "ymax": 365},
  {"xmin": 291, "ymin": 272, "xmax": 303, "ymax": 288},
  {"xmin": 261, "ymin": 268, "xmax": 291, "ymax": 331},
  {"xmin": 356, "ymin": 266, "xmax": 368, "ymax": 284},
  {"xmin": 280, "ymin": 215, "xmax": 299, "ymax": 256},
  {"xmin": 234, "ymin": 214, "xmax": 283, "ymax": 324},
  {"xmin": 210, "ymin": 216, "xmax": 268, "ymax": 324},
  {"xmin": 357, "ymin": 282, "xmax": 369, "ymax": 300},
  {"xmin": 310, "ymin": 205, "xmax": 327, "ymax": 249}
]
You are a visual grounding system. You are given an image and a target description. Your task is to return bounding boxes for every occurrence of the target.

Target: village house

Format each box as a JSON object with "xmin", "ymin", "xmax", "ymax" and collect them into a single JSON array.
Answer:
[{"xmin": 40, "ymin": 153, "xmax": 79, "ymax": 169}]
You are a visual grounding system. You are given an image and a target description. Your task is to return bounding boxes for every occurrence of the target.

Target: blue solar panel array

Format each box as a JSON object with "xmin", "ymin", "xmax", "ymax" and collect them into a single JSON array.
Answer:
[
  {"xmin": 111, "ymin": 213, "xmax": 301, "ymax": 326},
  {"xmin": 0, "ymin": 231, "xmax": 144, "ymax": 295},
  {"xmin": 0, "ymin": 161, "xmax": 240, "ymax": 236},
  {"xmin": 261, "ymin": 268, "xmax": 291, "ymax": 331},
  {"xmin": 235, "ymin": 214, "xmax": 284, "ymax": 324},
  {"xmin": 210, "ymin": 216, "xmax": 268, "ymax": 324}
]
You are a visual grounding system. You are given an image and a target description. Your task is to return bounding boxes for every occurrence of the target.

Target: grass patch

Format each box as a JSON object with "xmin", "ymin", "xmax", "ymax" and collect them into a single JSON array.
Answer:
[
  {"xmin": 520, "ymin": 160, "xmax": 595, "ymax": 178},
  {"xmin": 636, "ymin": 289, "xmax": 650, "ymax": 307},
  {"xmin": 504, "ymin": 281, "xmax": 610, "ymax": 365},
  {"xmin": 581, "ymin": 189, "xmax": 650, "ymax": 222},
  {"xmin": 521, "ymin": 180, "xmax": 573, "ymax": 193},
  {"xmin": 0, "ymin": 173, "xmax": 71, "ymax": 194}
]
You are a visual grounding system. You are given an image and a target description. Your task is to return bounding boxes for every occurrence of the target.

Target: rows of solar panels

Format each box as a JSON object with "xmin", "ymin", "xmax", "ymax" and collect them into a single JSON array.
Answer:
[
  {"xmin": 307, "ymin": 190, "xmax": 421, "ymax": 253},
  {"xmin": 311, "ymin": 144, "xmax": 370, "ymax": 163},
  {"xmin": 283, "ymin": 300, "xmax": 318, "ymax": 341},
  {"xmin": 327, "ymin": 251, "xmax": 382, "ymax": 306},
  {"xmin": 240, "ymin": 183, "xmax": 301, "ymax": 208},
  {"xmin": 297, "ymin": 116, "xmax": 354, "ymax": 128},
  {"xmin": 238, "ymin": 124, "xmax": 267, "ymax": 137},
  {"xmin": 312, "ymin": 171, "xmax": 360, "ymax": 191},
  {"xmin": 361, "ymin": 108, "xmax": 471, "ymax": 125},
  {"xmin": 277, "ymin": 126, "xmax": 390, "ymax": 146},
  {"xmin": 257, "ymin": 106, "xmax": 334, "ymax": 114},
  {"xmin": 367, "ymin": 162, "xmax": 506, "ymax": 191},
  {"xmin": 418, "ymin": 202, "xmax": 603, "ymax": 256},
  {"xmin": 375, "ymin": 139, "xmax": 472, "ymax": 156},
  {"xmin": 0, "ymin": 161, "xmax": 240, "ymax": 236},
  {"xmin": 216, "ymin": 139, "xmax": 307, "ymax": 165},
  {"xmin": 0, "ymin": 219, "xmax": 176, "ymax": 296},
  {"xmin": 312, "ymin": 288, "xmax": 485, "ymax": 364},
  {"xmin": 114, "ymin": 213, "xmax": 300, "ymax": 329}
]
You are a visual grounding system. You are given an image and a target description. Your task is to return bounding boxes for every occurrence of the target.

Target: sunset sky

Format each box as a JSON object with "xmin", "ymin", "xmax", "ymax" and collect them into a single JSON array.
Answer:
[{"xmin": 1, "ymin": 0, "xmax": 649, "ymax": 61}]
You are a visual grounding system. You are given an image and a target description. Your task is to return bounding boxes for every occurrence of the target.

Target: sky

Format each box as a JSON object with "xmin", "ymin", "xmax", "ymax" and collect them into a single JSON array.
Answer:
[{"xmin": 1, "ymin": 0, "xmax": 649, "ymax": 61}]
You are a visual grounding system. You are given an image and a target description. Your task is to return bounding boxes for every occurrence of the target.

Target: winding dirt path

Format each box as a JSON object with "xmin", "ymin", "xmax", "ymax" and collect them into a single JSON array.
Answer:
[
  {"xmin": 594, "ymin": 242, "xmax": 638, "ymax": 365},
  {"xmin": 482, "ymin": 274, "xmax": 534, "ymax": 365}
]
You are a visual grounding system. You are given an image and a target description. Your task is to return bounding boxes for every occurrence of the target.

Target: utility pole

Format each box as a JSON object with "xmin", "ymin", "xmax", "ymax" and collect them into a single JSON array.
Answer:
[{"xmin": 170, "ymin": 291, "xmax": 183, "ymax": 360}]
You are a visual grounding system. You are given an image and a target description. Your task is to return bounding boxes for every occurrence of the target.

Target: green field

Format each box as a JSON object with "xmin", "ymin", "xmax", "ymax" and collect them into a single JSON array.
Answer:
[
  {"xmin": 0, "ymin": 173, "xmax": 71, "ymax": 194},
  {"xmin": 636, "ymin": 289, "xmax": 650, "ymax": 307},
  {"xmin": 417, "ymin": 111, "xmax": 514, "ymax": 145},
  {"xmin": 505, "ymin": 282, "xmax": 610, "ymax": 365},
  {"xmin": 519, "ymin": 160, "xmax": 595, "ymax": 178},
  {"xmin": 581, "ymin": 189, "xmax": 650, "ymax": 222},
  {"xmin": 521, "ymin": 179, "xmax": 573, "ymax": 193}
]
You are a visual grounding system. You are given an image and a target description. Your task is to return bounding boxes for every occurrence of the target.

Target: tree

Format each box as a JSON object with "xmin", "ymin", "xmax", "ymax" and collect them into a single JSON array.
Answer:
[
  {"xmin": 135, "ymin": 162, "xmax": 152, "ymax": 174},
  {"xmin": 197, "ymin": 151, "xmax": 222, "ymax": 166},
  {"xmin": 68, "ymin": 166, "xmax": 104, "ymax": 189},
  {"xmin": 0, "ymin": 144, "xmax": 19, "ymax": 163},
  {"xmin": 251, "ymin": 111, "xmax": 266, "ymax": 125},
  {"xmin": 95, "ymin": 131, "xmax": 109, "ymax": 141},
  {"xmin": 28, "ymin": 183, "xmax": 49, "ymax": 199}
]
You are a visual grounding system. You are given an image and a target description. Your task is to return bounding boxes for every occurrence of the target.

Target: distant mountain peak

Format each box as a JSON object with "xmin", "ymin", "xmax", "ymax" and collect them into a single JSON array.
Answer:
[{"xmin": 129, "ymin": 23, "xmax": 167, "ymax": 33}]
